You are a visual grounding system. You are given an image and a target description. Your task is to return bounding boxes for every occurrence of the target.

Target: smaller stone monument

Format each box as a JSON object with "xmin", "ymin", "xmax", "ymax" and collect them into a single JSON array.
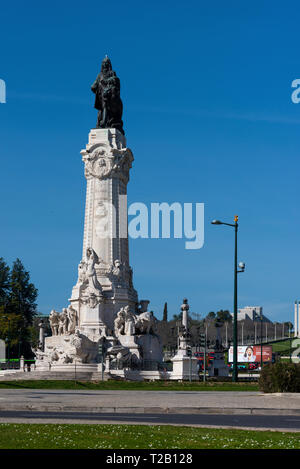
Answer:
[
  {"xmin": 208, "ymin": 320, "xmax": 229, "ymax": 377},
  {"xmin": 170, "ymin": 299, "xmax": 199, "ymax": 381}
]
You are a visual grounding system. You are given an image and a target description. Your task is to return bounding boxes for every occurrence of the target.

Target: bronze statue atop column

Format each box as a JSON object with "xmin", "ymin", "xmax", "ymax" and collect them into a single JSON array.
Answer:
[{"xmin": 91, "ymin": 56, "xmax": 125, "ymax": 135}]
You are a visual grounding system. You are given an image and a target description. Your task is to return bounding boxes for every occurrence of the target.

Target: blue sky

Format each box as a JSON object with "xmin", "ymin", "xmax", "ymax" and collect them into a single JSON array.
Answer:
[{"xmin": 1, "ymin": 1, "xmax": 300, "ymax": 322}]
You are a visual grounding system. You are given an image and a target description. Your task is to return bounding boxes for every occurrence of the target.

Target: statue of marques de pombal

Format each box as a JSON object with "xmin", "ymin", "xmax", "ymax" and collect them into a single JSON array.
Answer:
[{"xmin": 91, "ymin": 55, "xmax": 125, "ymax": 135}]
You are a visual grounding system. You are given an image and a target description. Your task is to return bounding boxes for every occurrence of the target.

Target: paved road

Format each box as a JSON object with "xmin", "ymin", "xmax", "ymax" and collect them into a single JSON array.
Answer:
[
  {"xmin": 1, "ymin": 389, "xmax": 300, "ymax": 414},
  {"xmin": 1, "ymin": 410, "xmax": 300, "ymax": 432}
]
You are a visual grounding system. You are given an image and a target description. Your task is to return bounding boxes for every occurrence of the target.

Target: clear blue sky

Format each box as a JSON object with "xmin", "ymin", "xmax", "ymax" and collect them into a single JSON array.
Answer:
[{"xmin": 1, "ymin": 1, "xmax": 300, "ymax": 322}]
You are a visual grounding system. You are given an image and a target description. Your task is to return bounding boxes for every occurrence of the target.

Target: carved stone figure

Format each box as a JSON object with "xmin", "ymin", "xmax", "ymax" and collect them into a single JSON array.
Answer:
[
  {"xmin": 77, "ymin": 260, "xmax": 88, "ymax": 287},
  {"xmin": 109, "ymin": 259, "xmax": 127, "ymax": 288},
  {"xmin": 70, "ymin": 329, "xmax": 98, "ymax": 363},
  {"xmin": 67, "ymin": 305, "xmax": 78, "ymax": 334},
  {"xmin": 124, "ymin": 306, "xmax": 136, "ymax": 336},
  {"xmin": 50, "ymin": 348, "xmax": 60, "ymax": 362},
  {"xmin": 49, "ymin": 310, "xmax": 60, "ymax": 336},
  {"xmin": 32, "ymin": 346, "xmax": 48, "ymax": 363},
  {"xmin": 86, "ymin": 247, "xmax": 102, "ymax": 295},
  {"xmin": 112, "ymin": 259, "xmax": 121, "ymax": 276},
  {"xmin": 135, "ymin": 311, "xmax": 157, "ymax": 335},
  {"xmin": 59, "ymin": 308, "xmax": 68, "ymax": 336},
  {"xmin": 114, "ymin": 308, "xmax": 126, "ymax": 337},
  {"xmin": 91, "ymin": 55, "xmax": 124, "ymax": 135}
]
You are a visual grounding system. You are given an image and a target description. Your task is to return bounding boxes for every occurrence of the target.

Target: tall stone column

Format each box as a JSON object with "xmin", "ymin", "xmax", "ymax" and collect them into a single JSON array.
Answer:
[{"xmin": 70, "ymin": 128, "xmax": 138, "ymax": 337}]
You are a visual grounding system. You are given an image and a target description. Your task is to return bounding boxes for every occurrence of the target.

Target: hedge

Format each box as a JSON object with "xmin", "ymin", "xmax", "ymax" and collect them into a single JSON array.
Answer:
[{"xmin": 258, "ymin": 362, "xmax": 300, "ymax": 393}]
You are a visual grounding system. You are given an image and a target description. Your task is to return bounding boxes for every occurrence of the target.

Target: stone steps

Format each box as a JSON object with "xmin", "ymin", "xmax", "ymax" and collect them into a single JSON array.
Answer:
[{"xmin": 0, "ymin": 370, "xmax": 112, "ymax": 381}]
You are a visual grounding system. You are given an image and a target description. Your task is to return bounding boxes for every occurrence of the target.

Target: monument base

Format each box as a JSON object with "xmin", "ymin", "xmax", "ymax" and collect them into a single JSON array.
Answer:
[
  {"xmin": 208, "ymin": 351, "xmax": 229, "ymax": 377},
  {"xmin": 170, "ymin": 355, "xmax": 199, "ymax": 381}
]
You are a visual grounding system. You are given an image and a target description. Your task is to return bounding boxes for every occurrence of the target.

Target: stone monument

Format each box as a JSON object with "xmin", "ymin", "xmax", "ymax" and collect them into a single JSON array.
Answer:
[
  {"xmin": 34, "ymin": 57, "xmax": 162, "ymax": 377},
  {"xmin": 170, "ymin": 299, "xmax": 199, "ymax": 380},
  {"xmin": 208, "ymin": 320, "xmax": 229, "ymax": 377}
]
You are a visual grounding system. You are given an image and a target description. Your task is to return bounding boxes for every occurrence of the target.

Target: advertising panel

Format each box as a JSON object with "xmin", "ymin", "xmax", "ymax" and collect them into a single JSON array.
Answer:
[{"xmin": 228, "ymin": 345, "xmax": 272, "ymax": 363}]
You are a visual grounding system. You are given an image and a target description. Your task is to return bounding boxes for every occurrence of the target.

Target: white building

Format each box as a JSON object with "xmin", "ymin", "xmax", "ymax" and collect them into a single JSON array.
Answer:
[{"xmin": 238, "ymin": 306, "xmax": 272, "ymax": 323}]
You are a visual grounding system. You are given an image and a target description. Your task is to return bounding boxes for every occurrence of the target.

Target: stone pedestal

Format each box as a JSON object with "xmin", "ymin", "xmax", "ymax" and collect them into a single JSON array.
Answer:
[
  {"xmin": 170, "ymin": 355, "xmax": 199, "ymax": 381},
  {"xmin": 208, "ymin": 350, "xmax": 229, "ymax": 377}
]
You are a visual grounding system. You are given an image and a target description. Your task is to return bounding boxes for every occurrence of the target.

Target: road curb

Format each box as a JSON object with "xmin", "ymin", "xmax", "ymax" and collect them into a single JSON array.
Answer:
[{"xmin": 1, "ymin": 405, "xmax": 300, "ymax": 416}]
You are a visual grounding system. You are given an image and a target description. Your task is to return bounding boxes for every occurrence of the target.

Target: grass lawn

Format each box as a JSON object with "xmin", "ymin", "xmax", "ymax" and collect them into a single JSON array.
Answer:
[
  {"xmin": 0, "ymin": 380, "xmax": 259, "ymax": 391},
  {"xmin": 0, "ymin": 423, "xmax": 299, "ymax": 449}
]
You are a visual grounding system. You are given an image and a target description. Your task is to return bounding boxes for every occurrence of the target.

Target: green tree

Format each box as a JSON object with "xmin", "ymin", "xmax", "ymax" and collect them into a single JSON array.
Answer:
[
  {"xmin": 0, "ymin": 257, "xmax": 10, "ymax": 308},
  {"xmin": 8, "ymin": 259, "xmax": 38, "ymax": 357},
  {"xmin": 0, "ymin": 313, "xmax": 23, "ymax": 355},
  {"xmin": 9, "ymin": 259, "xmax": 38, "ymax": 324},
  {"xmin": 206, "ymin": 311, "xmax": 216, "ymax": 320},
  {"xmin": 216, "ymin": 309, "xmax": 232, "ymax": 323}
]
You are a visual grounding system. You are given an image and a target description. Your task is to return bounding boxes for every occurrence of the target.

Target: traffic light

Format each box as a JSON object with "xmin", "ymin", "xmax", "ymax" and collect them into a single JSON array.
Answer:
[
  {"xmin": 98, "ymin": 340, "xmax": 106, "ymax": 359},
  {"xmin": 186, "ymin": 347, "xmax": 192, "ymax": 357},
  {"xmin": 199, "ymin": 333, "xmax": 206, "ymax": 347}
]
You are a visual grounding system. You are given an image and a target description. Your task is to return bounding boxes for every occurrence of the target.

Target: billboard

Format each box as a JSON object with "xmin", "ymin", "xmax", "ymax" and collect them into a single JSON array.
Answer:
[{"xmin": 228, "ymin": 345, "xmax": 272, "ymax": 363}]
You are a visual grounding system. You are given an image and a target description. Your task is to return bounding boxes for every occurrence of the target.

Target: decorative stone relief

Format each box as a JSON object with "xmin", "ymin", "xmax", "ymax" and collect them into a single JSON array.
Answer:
[
  {"xmin": 114, "ymin": 306, "xmax": 158, "ymax": 339},
  {"xmin": 109, "ymin": 260, "xmax": 134, "ymax": 290},
  {"xmin": 81, "ymin": 145, "xmax": 133, "ymax": 184},
  {"xmin": 49, "ymin": 306, "xmax": 78, "ymax": 337},
  {"xmin": 75, "ymin": 247, "xmax": 103, "ymax": 308},
  {"xmin": 70, "ymin": 330, "xmax": 98, "ymax": 363}
]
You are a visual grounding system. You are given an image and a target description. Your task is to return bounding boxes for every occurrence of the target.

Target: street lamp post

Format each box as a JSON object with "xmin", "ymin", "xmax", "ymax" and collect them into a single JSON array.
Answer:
[{"xmin": 211, "ymin": 215, "xmax": 245, "ymax": 382}]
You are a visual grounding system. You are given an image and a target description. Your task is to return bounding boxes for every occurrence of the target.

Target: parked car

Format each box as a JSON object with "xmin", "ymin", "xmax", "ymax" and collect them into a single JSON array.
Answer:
[
  {"xmin": 249, "ymin": 362, "xmax": 259, "ymax": 370},
  {"xmin": 228, "ymin": 364, "xmax": 247, "ymax": 372},
  {"xmin": 237, "ymin": 364, "xmax": 247, "ymax": 370}
]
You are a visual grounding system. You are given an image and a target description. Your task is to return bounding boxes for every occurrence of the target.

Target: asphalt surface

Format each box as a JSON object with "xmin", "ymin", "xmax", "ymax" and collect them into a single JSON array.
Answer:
[
  {"xmin": 2, "ymin": 389, "xmax": 300, "ymax": 432},
  {"xmin": 1, "ymin": 410, "xmax": 300, "ymax": 432},
  {"xmin": 1, "ymin": 389, "xmax": 300, "ymax": 413}
]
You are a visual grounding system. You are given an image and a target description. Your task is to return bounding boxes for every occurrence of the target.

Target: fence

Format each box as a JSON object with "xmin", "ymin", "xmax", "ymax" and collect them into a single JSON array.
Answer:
[
  {"xmin": 110, "ymin": 359, "xmax": 173, "ymax": 372},
  {"xmin": 0, "ymin": 359, "xmax": 20, "ymax": 370}
]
